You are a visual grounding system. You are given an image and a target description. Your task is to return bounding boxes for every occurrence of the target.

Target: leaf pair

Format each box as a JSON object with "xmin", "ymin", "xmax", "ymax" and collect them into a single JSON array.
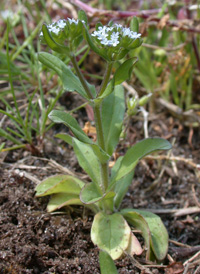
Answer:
[
  {"xmin": 121, "ymin": 209, "xmax": 168, "ymax": 261},
  {"xmin": 91, "ymin": 209, "xmax": 168, "ymax": 263},
  {"xmin": 35, "ymin": 174, "xmax": 99, "ymax": 213}
]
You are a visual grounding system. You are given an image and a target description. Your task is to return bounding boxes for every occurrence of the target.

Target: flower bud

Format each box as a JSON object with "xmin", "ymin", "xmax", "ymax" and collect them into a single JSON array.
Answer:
[
  {"xmin": 127, "ymin": 97, "xmax": 139, "ymax": 116},
  {"xmin": 138, "ymin": 93, "xmax": 152, "ymax": 107}
]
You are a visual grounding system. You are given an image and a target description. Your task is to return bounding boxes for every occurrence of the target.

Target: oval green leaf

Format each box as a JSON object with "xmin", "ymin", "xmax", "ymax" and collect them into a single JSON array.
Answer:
[
  {"xmin": 38, "ymin": 52, "xmax": 93, "ymax": 99},
  {"xmin": 99, "ymin": 251, "xmax": 118, "ymax": 274},
  {"xmin": 41, "ymin": 24, "xmax": 69, "ymax": 54},
  {"xmin": 49, "ymin": 110, "xmax": 92, "ymax": 144},
  {"xmin": 91, "ymin": 212, "xmax": 131, "ymax": 260},
  {"xmin": 109, "ymin": 138, "xmax": 172, "ymax": 190},
  {"xmin": 47, "ymin": 192, "xmax": 98, "ymax": 213},
  {"xmin": 130, "ymin": 17, "xmax": 139, "ymax": 33},
  {"xmin": 121, "ymin": 208, "xmax": 168, "ymax": 261},
  {"xmin": 121, "ymin": 209, "xmax": 151, "ymax": 259},
  {"xmin": 35, "ymin": 174, "xmax": 84, "ymax": 197},
  {"xmin": 111, "ymin": 156, "xmax": 134, "ymax": 210},
  {"xmin": 102, "ymin": 85, "xmax": 125, "ymax": 156},
  {"xmin": 73, "ymin": 138, "xmax": 101, "ymax": 185},
  {"xmin": 47, "ymin": 193, "xmax": 82, "ymax": 212},
  {"xmin": 80, "ymin": 182, "xmax": 103, "ymax": 204},
  {"xmin": 114, "ymin": 57, "xmax": 138, "ymax": 86},
  {"xmin": 132, "ymin": 209, "xmax": 168, "ymax": 261}
]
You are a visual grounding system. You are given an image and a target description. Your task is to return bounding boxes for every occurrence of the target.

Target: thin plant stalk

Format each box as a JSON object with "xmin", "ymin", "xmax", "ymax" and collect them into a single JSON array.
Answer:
[
  {"xmin": 98, "ymin": 62, "xmax": 113, "ymax": 97},
  {"xmin": 70, "ymin": 53, "xmax": 94, "ymax": 99},
  {"xmin": 93, "ymin": 103, "xmax": 109, "ymax": 192}
]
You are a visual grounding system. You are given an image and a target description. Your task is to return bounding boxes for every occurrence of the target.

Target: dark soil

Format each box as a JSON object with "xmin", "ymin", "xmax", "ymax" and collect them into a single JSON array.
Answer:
[
  {"xmin": 0, "ymin": 103, "xmax": 200, "ymax": 273},
  {"xmin": 0, "ymin": 2, "xmax": 200, "ymax": 272}
]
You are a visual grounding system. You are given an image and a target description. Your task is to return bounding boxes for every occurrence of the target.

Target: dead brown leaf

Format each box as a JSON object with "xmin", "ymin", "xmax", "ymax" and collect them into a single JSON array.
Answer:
[
  {"xmin": 165, "ymin": 262, "xmax": 184, "ymax": 274},
  {"xmin": 158, "ymin": 14, "xmax": 170, "ymax": 29},
  {"xmin": 82, "ymin": 121, "xmax": 96, "ymax": 141}
]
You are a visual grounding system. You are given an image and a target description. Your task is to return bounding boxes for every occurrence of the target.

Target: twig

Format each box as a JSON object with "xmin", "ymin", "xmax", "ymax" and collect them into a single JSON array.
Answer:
[
  {"xmin": 191, "ymin": 184, "xmax": 200, "ymax": 208},
  {"xmin": 142, "ymin": 264, "xmax": 167, "ymax": 268},
  {"xmin": 144, "ymin": 207, "xmax": 200, "ymax": 217},
  {"xmin": 144, "ymin": 166, "xmax": 165, "ymax": 192},
  {"xmin": 144, "ymin": 155, "xmax": 200, "ymax": 171},
  {"xmin": 169, "ymin": 239, "xmax": 191, "ymax": 248},
  {"xmin": 183, "ymin": 263, "xmax": 190, "ymax": 274},
  {"xmin": 14, "ymin": 164, "xmax": 48, "ymax": 170},
  {"xmin": 48, "ymin": 159, "xmax": 75, "ymax": 176},
  {"xmin": 194, "ymin": 265, "xmax": 200, "ymax": 274},
  {"xmin": 147, "ymin": 18, "xmax": 200, "ymax": 34},
  {"xmin": 144, "ymin": 142, "xmax": 175, "ymax": 192},
  {"xmin": 139, "ymin": 107, "xmax": 149, "ymax": 138},
  {"xmin": 70, "ymin": 0, "xmax": 200, "ymax": 34},
  {"xmin": 186, "ymin": 3, "xmax": 200, "ymax": 72},
  {"xmin": 174, "ymin": 207, "xmax": 200, "ymax": 217},
  {"xmin": 167, "ymin": 253, "xmax": 174, "ymax": 263},
  {"xmin": 142, "ymin": 42, "xmax": 187, "ymax": 51},
  {"xmin": 183, "ymin": 250, "xmax": 200, "ymax": 266},
  {"xmin": 70, "ymin": 0, "xmax": 161, "ymax": 18},
  {"xmin": 56, "ymin": 0, "xmax": 77, "ymax": 18},
  {"xmin": 122, "ymin": 82, "xmax": 139, "ymax": 98},
  {"xmin": 23, "ymin": 171, "xmax": 40, "ymax": 184},
  {"xmin": 124, "ymin": 252, "xmax": 154, "ymax": 274}
]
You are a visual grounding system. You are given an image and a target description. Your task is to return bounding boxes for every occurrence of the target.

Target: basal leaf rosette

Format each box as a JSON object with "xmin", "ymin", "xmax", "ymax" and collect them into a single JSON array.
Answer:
[
  {"xmin": 89, "ymin": 23, "xmax": 142, "ymax": 61},
  {"xmin": 39, "ymin": 18, "xmax": 86, "ymax": 53}
]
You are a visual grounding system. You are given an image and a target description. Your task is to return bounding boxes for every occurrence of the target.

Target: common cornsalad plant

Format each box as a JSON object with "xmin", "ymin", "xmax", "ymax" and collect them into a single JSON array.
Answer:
[{"xmin": 35, "ymin": 11, "xmax": 172, "ymax": 272}]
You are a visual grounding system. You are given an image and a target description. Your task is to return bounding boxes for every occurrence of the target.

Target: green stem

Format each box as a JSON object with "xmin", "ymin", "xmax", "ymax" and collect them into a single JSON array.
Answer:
[
  {"xmin": 98, "ymin": 62, "xmax": 113, "ymax": 97},
  {"xmin": 94, "ymin": 62, "xmax": 114, "ymax": 192},
  {"xmin": 2, "ymin": 144, "xmax": 26, "ymax": 152},
  {"xmin": 69, "ymin": 102, "xmax": 89, "ymax": 114},
  {"xmin": 70, "ymin": 54, "xmax": 94, "ymax": 99},
  {"xmin": 93, "ymin": 103, "xmax": 109, "ymax": 192}
]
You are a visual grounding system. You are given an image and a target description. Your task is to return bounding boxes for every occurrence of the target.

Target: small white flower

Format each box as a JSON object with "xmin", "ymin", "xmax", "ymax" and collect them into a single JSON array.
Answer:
[
  {"xmin": 57, "ymin": 19, "xmax": 67, "ymax": 29},
  {"xmin": 129, "ymin": 31, "xmax": 141, "ymax": 39},
  {"xmin": 122, "ymin": 27, "xmax": 132, "ymax": 37},
  {"xmin": 111, "ymin": 32, "xmax": 119, "ymax": 40},
  {"xmin": 101, "ymin": 39, "xmax": 109, "ymax": 46},
  {"xmin": 68, "ymin": 18, "xmax": 79, "ymax": 25},
  {"xmin": 1, "ymin": 10, "xmax": 13, "ymax": 19},
  {"xmin": 114, "ymin": 24, "xmax": 123, "ymax": 30},
  {"xmin": 48, "ymin": 24, "xmax": 60, "ymax": 35},
  {"xmin": 110, "ymin": 32, "xmax": 120, "ymax": 46},
  {"xmin": 91, "ymin": 26, "xmax": 120, "ymax": 47},
  {"xmin": 122, "ymin": 27, "xmax": 141, "ymax": 39},
  {"xmin": 43, "ymin": 20, "xmax": 67, "ymax": 36}
]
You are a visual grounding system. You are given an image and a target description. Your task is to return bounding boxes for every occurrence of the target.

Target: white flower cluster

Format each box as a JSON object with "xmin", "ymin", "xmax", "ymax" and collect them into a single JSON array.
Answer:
[
  {"xmin": 39, "ymin": 19, "xmax": 67, "ymax": 36},
  {"xmin": 91, "ymin": 24, "xmax": 141, "ymax": 47},
  {"xmin": 92, "ymin": 26, "xmax": 120, "ymax": 47},
  {"xmin": 68, "ymin": 18, "xmax": 79, "ymax": 25},
  {"xmin": 40, "ymin": 18, "xmax": 84, "ymax": 37},
  {"xmin": 48, "ymin": 19, "xmax": 67, "ymax": 35},
  {"xmin": 1, "ymin": 10, "xmax": 14, "ymax": 20}
]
